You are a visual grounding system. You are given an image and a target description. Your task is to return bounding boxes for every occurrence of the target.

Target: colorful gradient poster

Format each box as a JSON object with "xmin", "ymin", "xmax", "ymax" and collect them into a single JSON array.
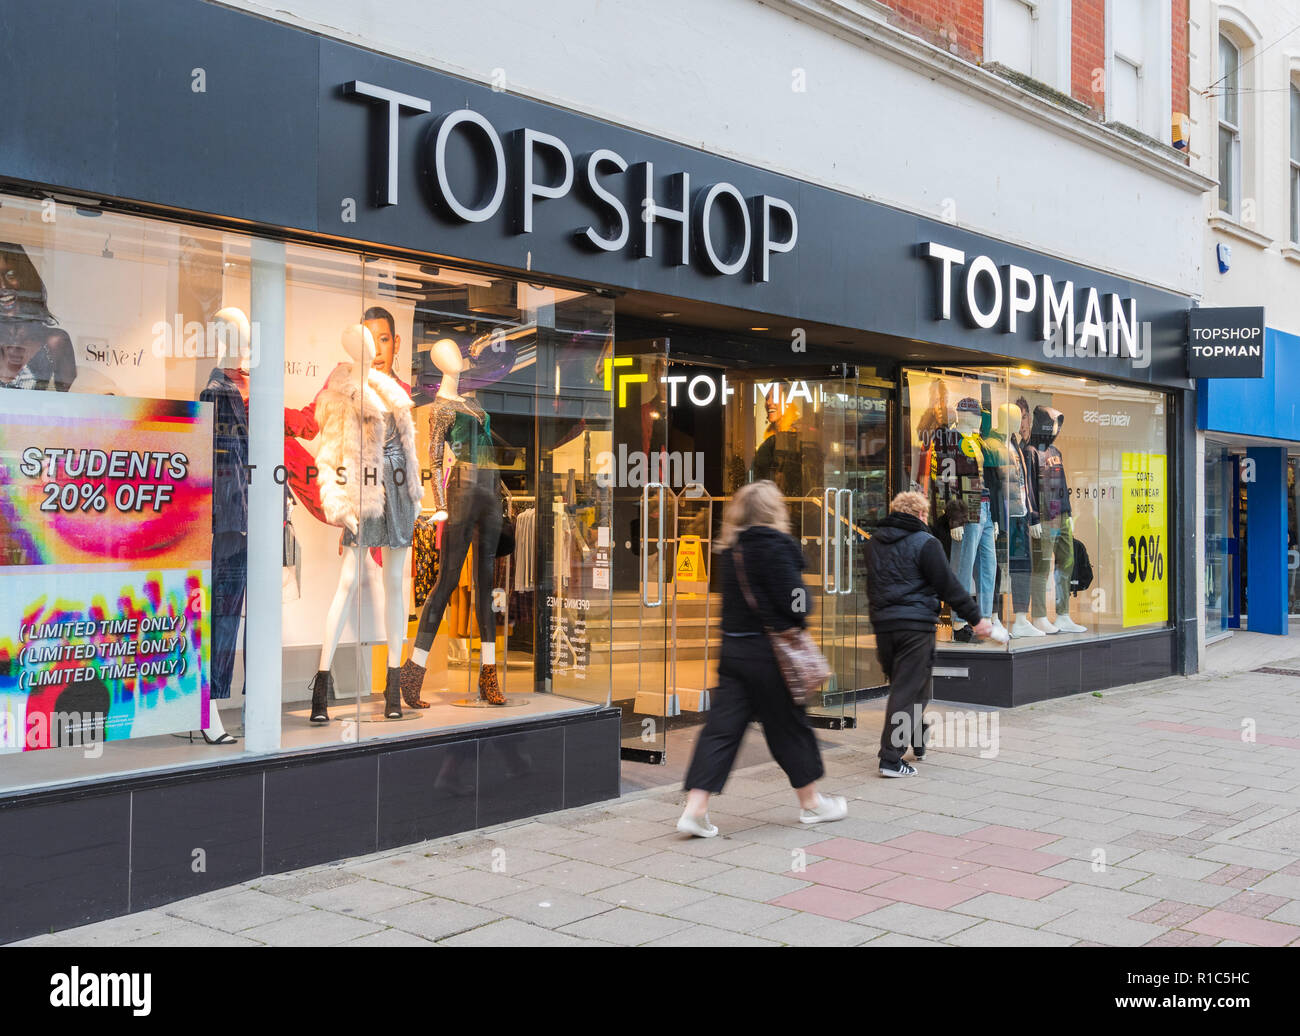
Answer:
[{"xmin": 0, "ymin": 393, "xmax": 213, "ymax": 752}]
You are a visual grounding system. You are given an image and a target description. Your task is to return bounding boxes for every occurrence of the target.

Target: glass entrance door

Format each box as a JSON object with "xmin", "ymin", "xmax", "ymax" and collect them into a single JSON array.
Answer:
[{"xmin": 612, "ymin": 338, "xmax": 674, "ymax": 762}]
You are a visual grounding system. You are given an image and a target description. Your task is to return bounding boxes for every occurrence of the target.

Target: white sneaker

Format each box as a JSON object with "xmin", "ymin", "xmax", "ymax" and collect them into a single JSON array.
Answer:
[
  {"xmin": 991, "ymin": 616, "xmax": 1008, "ymax": 638},
  {"xmin": 676, "ymin": 811, "xmax": 718, "ymax": 838},
  {"xmin": 799, "ymin": 794, "xmax": 848, "ymax": 824},
  {"xmin": 1031, "ymin": 616, "xmax": 1059, "ymax": 635},
  {"xmin": 1010, "ymin": 615, "xmax": 1045, "ymax": 638},
  {"xmin": 1054, "ymin": 615, "xmax": 1088, "ymax": 633}
]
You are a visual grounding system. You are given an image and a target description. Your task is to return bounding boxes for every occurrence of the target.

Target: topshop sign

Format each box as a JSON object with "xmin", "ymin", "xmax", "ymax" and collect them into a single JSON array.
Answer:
[{"xmin": 343, "ymin": 81, "xmax": 799, "ymax": 283}]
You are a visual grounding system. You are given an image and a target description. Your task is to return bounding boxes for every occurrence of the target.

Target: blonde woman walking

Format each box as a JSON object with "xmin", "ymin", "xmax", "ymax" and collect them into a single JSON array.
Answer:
[{"xmin": 676, "ymin": 480, "xmax": 847, "ymax": 838}]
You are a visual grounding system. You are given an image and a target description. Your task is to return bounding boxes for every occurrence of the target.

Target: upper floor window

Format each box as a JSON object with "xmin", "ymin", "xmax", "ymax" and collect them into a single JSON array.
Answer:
[
  {"xmin": 1105, "ymin": 0, "xmax": 1172, "ymax": 140},
  {"xmin": 1291, "ymin": 81, "xmax": 1300, "ymax": 243},
  {"xmin": 1218, "ymin": 33, "xmax": 1242, "ymax": 216},
  {"xmin": 985, "ymin": 0, "xmax": 1071, "ymax": 93}
]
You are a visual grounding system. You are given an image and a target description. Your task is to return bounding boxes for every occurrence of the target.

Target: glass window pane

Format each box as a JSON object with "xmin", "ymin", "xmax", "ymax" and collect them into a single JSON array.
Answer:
[
  {"xmin": 1219, "ymin": 124, "xmax": 1237, "ymax": 213},
  {"xmin": 1291, "ymin": 85, "xmax": 1300, "ymax": 163},
  {"xmin": 0, "ymin": 195, "xmax": 272, "ymax": 789},
  {"xmin": 990, "ymin": 0, "xmax": 1035, "ymax": 76},
  {"xmin": 1220, "ymin": 35, "xmax": 1240, "ymax": 126},
  {"xmin": 1112, "ymin": 59, "xmax": 1141, "ymax": 127}
]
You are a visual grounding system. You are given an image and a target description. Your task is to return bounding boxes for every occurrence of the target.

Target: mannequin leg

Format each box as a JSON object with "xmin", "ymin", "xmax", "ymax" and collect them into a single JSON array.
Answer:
[
  {"xmin": 381, "ymin": 546, "xmax": 410, "ymax": 658},
  {"xmin": 379, "ymin": 546, "xmax": 410, "ymax": 719},
  {"xmin": 318, "ymin": 546, "xmax": 362, "ymax": 671},
  {"xmin": 1008, "ymin": 518, "xmax": 1043, "ymax": 638},
  {"xmin": 975, "ymin": 503, "xmax": 996, "ymax": 620},
  {"xmin": 310, "ymin": 545, "xmax": 361, "ymax": 722},
  {"xmin": 949, "ymin": 523, "xmax": 979, "ymax": 632},
  {"xmin": 472, "ymin": 483, "xmax": 504, "ymax": 704},
  {"xmin": 1030, "ymin": 524, "xmax": 1058, "ymax": 633}
]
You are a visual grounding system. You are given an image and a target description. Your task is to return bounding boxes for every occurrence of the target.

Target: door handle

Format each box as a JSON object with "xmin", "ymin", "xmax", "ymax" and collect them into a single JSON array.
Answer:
[
  {"xmin": 642, "ymin": 482, "xmax": 666, "ymax": 607},
  {"xmin": 822, "ymin": 487, "xmax": 837, "ymax": 594},
  {"xmin": 838, "ymin": 488, "xmax": 854, "ymax": 595}
]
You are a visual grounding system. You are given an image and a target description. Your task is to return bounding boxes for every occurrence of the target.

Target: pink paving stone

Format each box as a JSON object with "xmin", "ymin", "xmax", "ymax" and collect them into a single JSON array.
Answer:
[
  {"xmin": 1219, "ymin": 891, "xmax": 1290, "ymax": 920},
  {"xmin": 1257, "ymin": 733, "xmax": 1300, "ymax": 749},
  {"xmin": 806, "ymin": 838, "xmax": 909, "ymax": 868},
  {"xmin": 768, "ymin": 885, "xmax": 892, "ymax": 922},
  {"xmin": 786, "ymin": 859, "xmax": 894, "ymax": 892},
  {"xmin": 953, "ymin": 865, "xmax": 1070, "ymax": 900},
  {"xmin": 1205, "ymin": 865, "xmax": 1246, "ymax": 887},
  {"xmin": 868, "ymin": 874, "xmax": 983, "ymax": 910},
  {"xmin": 1184, "ymin": 909, "xmax": 1300, "ymax": 948},
  {"xmin": 965, "ymin": 825, "xmax": 1061, "ymax": 850},
  {"xmin": 883, "ymin": 831, "xmax": 988, "ymax": 859},
  {"xmin": 958, "ymin": 843, "xmax": 1068, "ymax": 874},
  {"xmin": 876, "ymin": 850, "xmax": 987, "ymax": 882}
]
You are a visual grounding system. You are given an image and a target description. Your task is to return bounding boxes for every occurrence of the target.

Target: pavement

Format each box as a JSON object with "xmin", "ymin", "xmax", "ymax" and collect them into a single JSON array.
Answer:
[{"xmin": 16, "ymin": 641, "xmax": 1300, "ymax": 947}]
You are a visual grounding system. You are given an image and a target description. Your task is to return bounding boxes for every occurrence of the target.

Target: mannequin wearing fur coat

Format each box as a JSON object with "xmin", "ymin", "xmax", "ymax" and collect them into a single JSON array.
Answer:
[{"xmin": 309, "ymin": 324, "xmax": 422, "ymax": 725}]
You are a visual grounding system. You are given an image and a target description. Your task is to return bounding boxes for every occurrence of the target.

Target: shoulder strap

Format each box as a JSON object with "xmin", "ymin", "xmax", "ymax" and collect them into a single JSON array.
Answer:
[{"xmin": 731, "ymin": 542, "xmax": 772, "ymax": 633}]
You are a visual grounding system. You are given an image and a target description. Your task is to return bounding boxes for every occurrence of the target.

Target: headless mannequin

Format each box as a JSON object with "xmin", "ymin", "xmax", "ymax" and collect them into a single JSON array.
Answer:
[
  {"xmin": 943, "ymin": 407, "xmax": 998, "ymax": 636},
  {"xmin": 311, "ymin": 325, "xmax": 413, "ymax": 721},
  {"xmin": 400, "ymin": 338, "xmax": 503, "ymax": 707},
  {"xmin": 990, "ymin": 403, "xmax": 1042, "ymax": 637},
  {"xmin": 199, "ymin": 306, "xmax": 253, "ymax": 744}
]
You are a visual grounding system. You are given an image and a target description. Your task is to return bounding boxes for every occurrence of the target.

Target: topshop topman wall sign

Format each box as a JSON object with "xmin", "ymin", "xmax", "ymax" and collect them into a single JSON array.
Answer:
[
  {"xmin": 1186, "ymin": 306, "xmax": 1266, "ymax": 379},
  {"xmin": 342, "ymin": 81, "xmax": 799, "ymax": 283}
]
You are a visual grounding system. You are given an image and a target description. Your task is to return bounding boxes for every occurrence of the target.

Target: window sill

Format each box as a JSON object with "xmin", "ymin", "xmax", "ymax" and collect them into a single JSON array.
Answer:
[
  {"xmin": 1209, "ymin": 215, "xmax": 1273, "ymax": 250},
  {"xmin": 1281, "ymin": 245, "xmax": 1300, "ymax": 266}
]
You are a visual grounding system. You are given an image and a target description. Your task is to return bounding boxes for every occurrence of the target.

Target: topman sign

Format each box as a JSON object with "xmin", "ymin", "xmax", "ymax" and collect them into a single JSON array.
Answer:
[
  {"xmin": 342, "ymin": 81, "xmax": 799, "ymax": 283},
  {"xmin": 1186, "ymin": 306, "xmax": 1267, "ymax": 379}
]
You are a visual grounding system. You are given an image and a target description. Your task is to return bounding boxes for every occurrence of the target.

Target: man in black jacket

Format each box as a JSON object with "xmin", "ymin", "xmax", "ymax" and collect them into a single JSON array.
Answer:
[{"xmin": 867, "ymin": 491, "xmax": 994, "ymax": 776}]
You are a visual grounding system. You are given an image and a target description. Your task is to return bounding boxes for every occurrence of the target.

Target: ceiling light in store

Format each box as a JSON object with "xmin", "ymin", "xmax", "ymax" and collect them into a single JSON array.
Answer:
[
  {"xmin": 750, "ymin": 326, "xmax": 769, "ymax": 331},
  {"xmin": 659, "ymin": 311, "xmax": 678, "ymax": 318},
  {"xmin": 1018, "ymin": 367, "xmax": 1033, "ymax": 376}
]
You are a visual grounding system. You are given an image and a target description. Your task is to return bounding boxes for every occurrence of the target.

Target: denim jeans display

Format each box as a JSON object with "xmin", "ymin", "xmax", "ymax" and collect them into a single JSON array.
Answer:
[
  {"xmin": 949, "ymin": 499, "xmax": 996, "ymax": 619},
  {"xmin": 1002, "ymin": 515, "xmax": 1032, "ymax": 613},
  {"xmin": 1031, "ymin": 518, "xmax": 1074, "ymax": 616}
]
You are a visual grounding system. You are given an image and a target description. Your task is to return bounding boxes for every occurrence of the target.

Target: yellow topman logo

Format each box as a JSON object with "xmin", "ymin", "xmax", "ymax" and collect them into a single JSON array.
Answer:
[{"xmin": 603, "ymin": 357, "xmax": 648, "ymax": 407}]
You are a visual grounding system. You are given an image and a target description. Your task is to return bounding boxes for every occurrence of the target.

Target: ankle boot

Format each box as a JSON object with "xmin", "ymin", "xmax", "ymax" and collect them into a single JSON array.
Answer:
[
  {"xmin": 309, "ymin": 670, "xmax": 333, "ymax": 724},
  {"xmin": 384, "ymin": 666, "xmax": 403, "ymax": 719},
  {"xmin": 399, "ymin": 659, "xmax": 430, "ymax": 709},
  {"xmin": 478, "ymin": 663, "xmax": 505, "ymax": 705}
]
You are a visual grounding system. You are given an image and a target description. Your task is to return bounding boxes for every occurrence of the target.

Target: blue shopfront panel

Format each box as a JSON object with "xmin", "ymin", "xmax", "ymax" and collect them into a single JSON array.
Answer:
[{"xmin": 1199, "ymin": 329, "xmax": 1300, "ymax": 440}]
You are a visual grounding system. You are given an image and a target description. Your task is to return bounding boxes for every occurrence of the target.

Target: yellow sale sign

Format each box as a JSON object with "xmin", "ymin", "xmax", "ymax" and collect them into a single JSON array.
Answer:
[{"xmin": 1121, "ymin": 452, "xmax": 1168, "ymax": 627}]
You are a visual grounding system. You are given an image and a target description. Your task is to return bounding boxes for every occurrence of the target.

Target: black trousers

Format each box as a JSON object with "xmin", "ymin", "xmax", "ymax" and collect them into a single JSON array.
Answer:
[
  {"xmin": 683, "ymin": 635, "xmax": 824, "ymax": 794},
  {"xmin": 210, "ymin": 531, "xmax": 247, "ymax": 701},
  {"xmin": 412, "ymin": 467, "xmax": 501, "ymax": 653},
  {"xmin": 876, "ymin": 629, "xmax": 936, "ymax": 765}
]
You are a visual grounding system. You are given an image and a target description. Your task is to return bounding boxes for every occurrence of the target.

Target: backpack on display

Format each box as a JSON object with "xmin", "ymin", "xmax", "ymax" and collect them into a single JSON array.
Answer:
[{"xmin": 1070, "ymin": 538, "xmax": 1094, "ymax": 595}]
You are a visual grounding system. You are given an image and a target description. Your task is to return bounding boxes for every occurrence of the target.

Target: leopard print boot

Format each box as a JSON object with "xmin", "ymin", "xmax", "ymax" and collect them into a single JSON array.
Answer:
[
  {"xmin": 478, "ymin": 664, "xmax": 505, "ymax": 705},
  {"xmin": 399, "ymin": 659, "xmax": 430, "ymax": 709}
]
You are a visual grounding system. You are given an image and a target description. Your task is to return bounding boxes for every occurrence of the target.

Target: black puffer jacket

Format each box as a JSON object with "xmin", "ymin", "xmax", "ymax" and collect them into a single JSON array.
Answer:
[
  {"xmin": 720, "ymin": 525, "xmax": 809, "ymax": 634},
  {"xmin": 866, "ymin": 513, "xmax": 982, "ymax": 632}
]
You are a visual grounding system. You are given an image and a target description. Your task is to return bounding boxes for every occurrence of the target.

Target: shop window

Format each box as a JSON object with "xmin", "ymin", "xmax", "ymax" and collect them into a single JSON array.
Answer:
[
  {"xmin": 904, "ymin": 367, "xmax": 1170, "ymax": 650},
  {"xmin": 0, "ymin": 191, "xmax": 614, "ymax": 795}
]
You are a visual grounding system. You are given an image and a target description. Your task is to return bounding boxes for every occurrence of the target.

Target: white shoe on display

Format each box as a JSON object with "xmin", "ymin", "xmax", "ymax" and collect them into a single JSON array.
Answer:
[
  {"xmin": 1010, "ymin": 615, "xmax": 1046, "ymax": 638},
  {"xmin": 991, "ymin": 616, "xmax": 1008, "ymax": 638},
  {"xmin": 1054, "ymin": 615, "xmax": 1088, "ymax": 633},
  {"xmin": 1031, "ymin": 616, "xmax": 1059, "ymax": 635}
]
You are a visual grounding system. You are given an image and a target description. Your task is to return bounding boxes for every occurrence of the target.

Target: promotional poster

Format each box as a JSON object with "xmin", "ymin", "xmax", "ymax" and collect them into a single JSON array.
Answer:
[{"xmin": 0, "ymin": 393, "xmax": 213, "ymax": 751}]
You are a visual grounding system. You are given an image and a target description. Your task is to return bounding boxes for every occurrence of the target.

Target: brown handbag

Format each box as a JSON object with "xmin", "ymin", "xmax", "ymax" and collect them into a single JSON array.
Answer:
[{"xmin": 732, "ymin": 543, "xmax": 831, "ymax": 706}]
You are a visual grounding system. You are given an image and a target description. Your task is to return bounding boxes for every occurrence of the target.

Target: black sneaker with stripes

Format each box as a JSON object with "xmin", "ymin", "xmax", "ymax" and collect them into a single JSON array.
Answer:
[{"xmin": 879, "ymin": 758, "xmax": 918, "ymax": 778}]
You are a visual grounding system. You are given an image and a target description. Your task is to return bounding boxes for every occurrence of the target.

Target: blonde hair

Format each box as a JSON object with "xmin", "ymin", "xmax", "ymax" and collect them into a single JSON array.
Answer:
[
  {"xmin": 890, "ymin": 491, "xmax": 930, "ymax": 521},
  {"xmin": 716, "ymin": 480, "xmax": 791, "ymax": 551}
]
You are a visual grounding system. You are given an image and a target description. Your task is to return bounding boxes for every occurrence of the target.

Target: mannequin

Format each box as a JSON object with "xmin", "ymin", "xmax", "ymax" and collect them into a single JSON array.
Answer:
[
  {"xmin": 310, "ymin": 325, "xmax": 423, "ymax": 722},
  {"xmin": 934, "ymin": 397, "xmax": 997, "ymax": 642},
  {"xmin": 985, "ymin": 402, "xmax": 1042, "ymax": 639},
  {"xmin": 1028, "ymin": 406, "xmax": 1088, "ymax": 634},
  {"xmin": 195, "ymin": 306, "xmax": 253, "ymax": 744},
  {"xmin": 399, "ymin": 337, "xmax": 506, "ymax": 707}
]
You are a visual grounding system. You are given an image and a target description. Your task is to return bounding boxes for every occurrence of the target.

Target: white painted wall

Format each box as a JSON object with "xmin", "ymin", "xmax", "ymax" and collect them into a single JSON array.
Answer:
[
  {"xmin": 1191, "ymin": 0, "xmax": 1300, "ymax": 334},
  {"xmin": 214, "ymin": 0, "xmax": 1205, "ymax": 296}
]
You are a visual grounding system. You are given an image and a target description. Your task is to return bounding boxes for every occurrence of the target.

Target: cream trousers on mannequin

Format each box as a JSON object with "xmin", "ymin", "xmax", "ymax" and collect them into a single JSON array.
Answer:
[{"xmin": 318, "ymin": 545, "xmax": 410, "ymax": 671}]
